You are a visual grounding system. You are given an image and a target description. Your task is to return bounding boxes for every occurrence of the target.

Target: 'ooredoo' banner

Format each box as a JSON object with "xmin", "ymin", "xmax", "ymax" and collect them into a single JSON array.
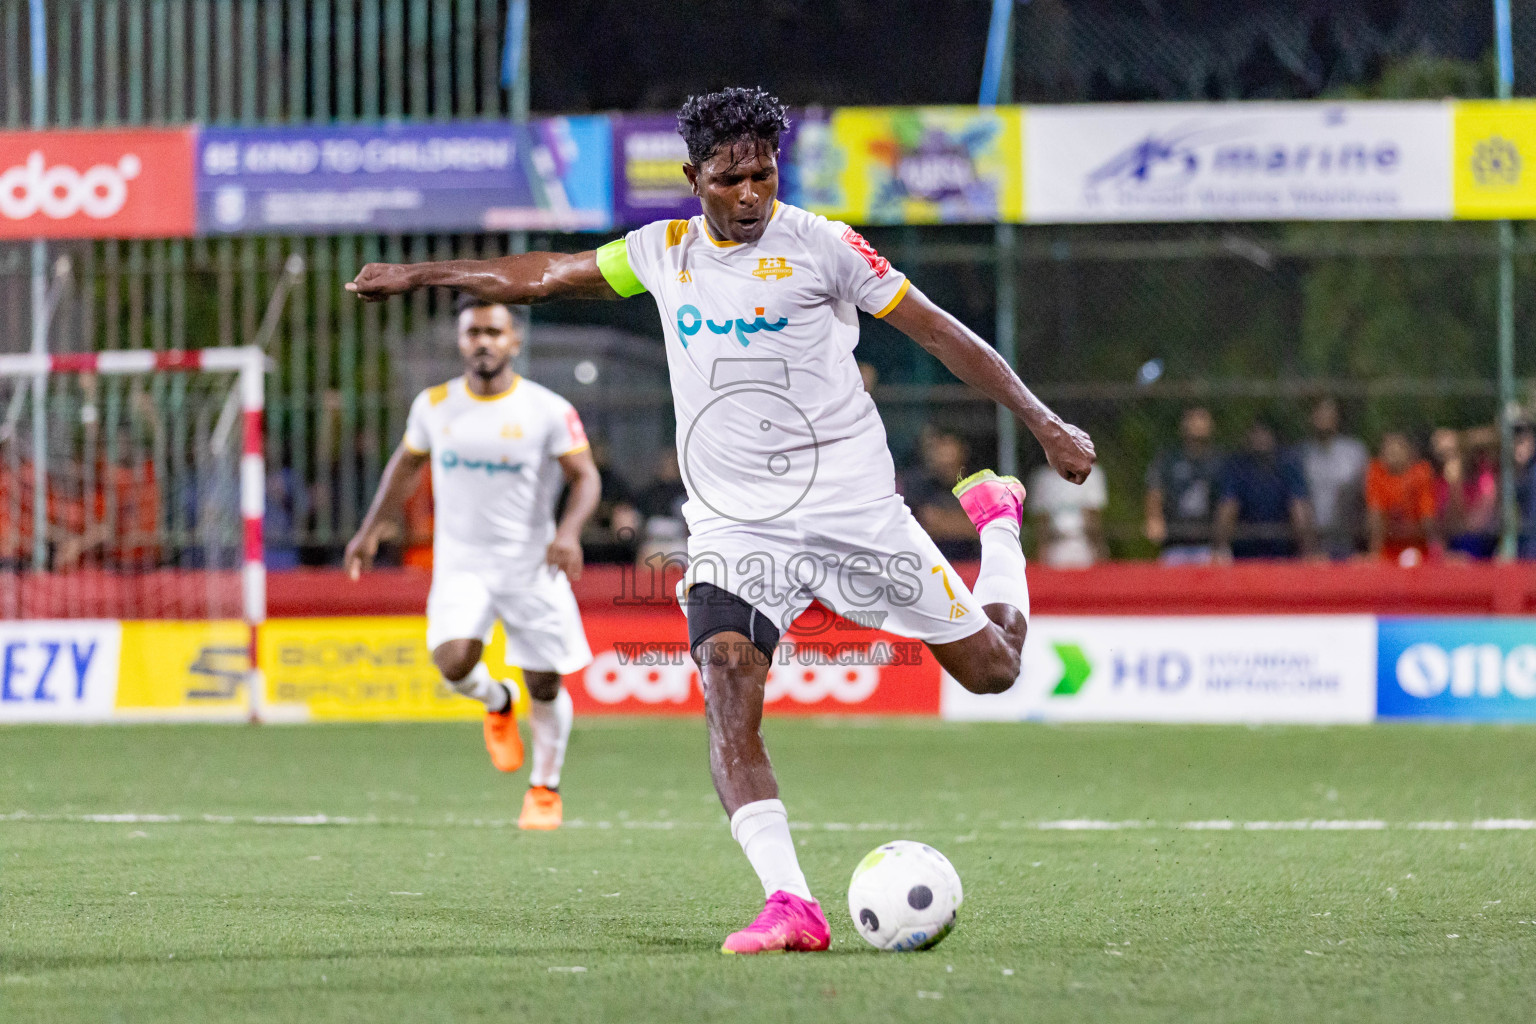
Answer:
[{"xmin": 0, "ymin": 130, "xmax": 196, "ymax": 239}]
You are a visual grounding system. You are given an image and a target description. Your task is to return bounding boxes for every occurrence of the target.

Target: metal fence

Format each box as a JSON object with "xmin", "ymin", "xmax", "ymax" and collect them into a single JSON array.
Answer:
[{"xmin": 2, "ymin": 1, "xmax": 1532, "ymax": 561}]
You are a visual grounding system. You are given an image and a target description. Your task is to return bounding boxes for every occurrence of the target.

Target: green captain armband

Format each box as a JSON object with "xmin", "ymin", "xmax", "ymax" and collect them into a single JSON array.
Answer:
[{"xmin": 596, "ymin": 238, "xmax": 647, "ymax": 298}]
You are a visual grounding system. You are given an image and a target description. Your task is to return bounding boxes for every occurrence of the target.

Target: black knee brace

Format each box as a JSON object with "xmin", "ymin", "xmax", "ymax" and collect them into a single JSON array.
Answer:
[{"xmin": 685, "ymin": 583, "xmax": 781, "ymax": 661}]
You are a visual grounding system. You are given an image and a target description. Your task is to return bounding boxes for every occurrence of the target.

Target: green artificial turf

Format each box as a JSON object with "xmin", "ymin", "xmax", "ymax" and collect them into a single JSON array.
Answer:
[{"xmin": 3, "ymin": 720, "xmax": 1535, "ymax": 1023}]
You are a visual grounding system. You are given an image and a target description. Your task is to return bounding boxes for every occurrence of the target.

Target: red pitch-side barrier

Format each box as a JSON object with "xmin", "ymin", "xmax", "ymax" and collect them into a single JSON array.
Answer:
[{"xmin": 6, "ymin": 562, "xmax": 1536, "ymax": 619}]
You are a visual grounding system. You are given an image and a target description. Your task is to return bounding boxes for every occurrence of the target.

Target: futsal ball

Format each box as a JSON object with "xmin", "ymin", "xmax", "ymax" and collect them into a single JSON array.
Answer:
[{"xmin": 847, "ymin": 841, "xmax": 963, "ymax": 951}]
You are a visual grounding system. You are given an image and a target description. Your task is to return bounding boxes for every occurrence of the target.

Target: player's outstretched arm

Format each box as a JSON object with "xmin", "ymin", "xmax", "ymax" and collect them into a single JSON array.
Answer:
[
  {"xmin": 882, "ymin": 284, "xmax": 1096, "ymax": 484},
  {"xmin": 345, "ymin": 442, "xmax": 430, "ymax": 579},
  {"xmin": 545, "ymin": 447, "xmax": 602, "ymax": 582},
  {"xmin": 346, "ymin": 250, "xmax": 621, "ymax": 304}
]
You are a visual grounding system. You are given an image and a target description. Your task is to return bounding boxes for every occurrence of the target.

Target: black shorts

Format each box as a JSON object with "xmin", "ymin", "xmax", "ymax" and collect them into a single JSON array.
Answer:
[{"xmin": 685, "ymin": 583, "xmax": 781, "ymax": 661}]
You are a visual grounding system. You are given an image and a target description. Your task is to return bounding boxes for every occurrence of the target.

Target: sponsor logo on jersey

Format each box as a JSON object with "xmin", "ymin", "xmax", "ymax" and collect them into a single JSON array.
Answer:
[
  {"xmin": 438, "ymin": 450, "xmax": 524, "ymax": 476},
  {"xmin": 677, "ymin": 269, "xmax": 692, "ymax": 283},
  {"xmin": 564, "ymin": 407, "xmax": 588, "ymax": 449},
  {"xmin": 751, "ymin": 256, "xmax": 794, "ymax": 282},
  {"xmin": 841, "ymin": 227, "xmax": 891, "ymax": 278},
  {"xmin": 674, "ymin": 303, "xmax": 789, "ymax": 348}
]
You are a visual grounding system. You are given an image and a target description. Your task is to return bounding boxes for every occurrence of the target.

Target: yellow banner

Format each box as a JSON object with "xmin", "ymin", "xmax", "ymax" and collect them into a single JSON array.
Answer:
[
  {"xmin": 116, "ymin": 620, "xmax": 250, "ymax": 718},
  {"xmin": 810, "ymin": 106, "xmax": 1024, "ymax": 225},
  {"xmin": 259, "ymin": 616, "xmax": 524, "ymax": 722},
  {"xmin": 1453, "ymin": 101, "xmax": 1536, "ymax": 219}
]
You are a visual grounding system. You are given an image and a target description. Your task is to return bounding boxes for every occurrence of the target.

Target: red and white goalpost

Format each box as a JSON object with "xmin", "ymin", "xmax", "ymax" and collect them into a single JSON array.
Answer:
[{"xmin": 0, "ymin": 346, "xmax": 266, "ymax": 719}]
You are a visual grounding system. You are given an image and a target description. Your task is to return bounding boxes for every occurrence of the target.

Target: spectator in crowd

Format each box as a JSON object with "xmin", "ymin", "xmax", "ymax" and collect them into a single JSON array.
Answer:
[
  {"xmin": 400, "ymin": 471, "xmax": 435, "ymax": 570},
  {"xmin": 635, "ymin": 448, "xmax": 690, "ymax": 571},
  {"xmin": 0, "ymin": 456, "xmax": 36, "ymax": 568},
  {"xmin": 1516, "ymin": 421, "xmax": 1536, "ymax": 558},
  {"xmin": 580, "ymin": 439, "xmax": 641, "ymax": 564},
  {"xmin": 1299, "ymin": 396, "xmax": 1368, "ymax": 559},
  {"xmin": 1028, "ymin": 461, "xmax": 1109, "ymax": 568},
  {"xmin": 1212, "ymin": 419, "xmax": 1316, "ymax": 561},
  {"xmin": 264, "ymin": 464, "xmax": 302, "ymax": 571},
  {"xmin": 1365, "ymin": 431, "xmax": 1439, "ymax": 565},
  {"xmin": 1144, "ymin": 406, "xmax": 1223, "ymax": 564},
  {"xmin": 1441, "ymin": 426, "xmax": 1500, "ymax": 560},
  {"xmin": 899, "ymin": 425, "xmax": 980, "ymax": 561}
]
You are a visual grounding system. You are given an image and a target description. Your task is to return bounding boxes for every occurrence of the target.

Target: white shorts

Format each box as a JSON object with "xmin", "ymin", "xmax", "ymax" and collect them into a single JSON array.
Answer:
[
  {"xmin": 680, "ymin": 494, "xmax": 989, "ymax": 645},
  {"xmin": 426, "ymin": 568, "xmax": 593, "ymax": 675}
]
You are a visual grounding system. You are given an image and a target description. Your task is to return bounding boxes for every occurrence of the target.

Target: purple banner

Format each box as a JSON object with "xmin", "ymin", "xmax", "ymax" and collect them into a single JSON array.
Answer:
[
  {"xmin": 612, "ymin": 110, "xmax": 829, "ymax": 227},
  {"xmin": 197, "ymin": 119, "xmax": 612, "ymax": 235}
]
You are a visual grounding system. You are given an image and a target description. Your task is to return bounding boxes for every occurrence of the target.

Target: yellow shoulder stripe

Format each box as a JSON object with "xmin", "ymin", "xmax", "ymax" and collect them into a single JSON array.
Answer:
[
  {"xmin": 665, "ymin": 220, "xmax": 689, "ymax": 248},
  {"xmin": 873, "ymin": 279, "xmax": 911, "ymax": 319},
  {"xmin": 427, "ymin": 382, "xmax": 451, "ymax": 406}
]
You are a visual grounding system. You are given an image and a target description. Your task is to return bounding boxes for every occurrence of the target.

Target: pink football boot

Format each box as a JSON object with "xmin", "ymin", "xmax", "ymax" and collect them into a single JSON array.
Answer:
[
  {"xmin": 720, "ymin": 891, "xmax": 832, "ymax": 955},
  {"xmin": 952, "ymin": 469, "xmax": 1026, "ymax": 532}
]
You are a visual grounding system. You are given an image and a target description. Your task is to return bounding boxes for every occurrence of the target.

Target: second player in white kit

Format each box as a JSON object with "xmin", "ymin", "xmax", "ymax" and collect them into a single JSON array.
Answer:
[{"xmin": 346, "ymin": 297, "xmax": 600, "ymax": 831}]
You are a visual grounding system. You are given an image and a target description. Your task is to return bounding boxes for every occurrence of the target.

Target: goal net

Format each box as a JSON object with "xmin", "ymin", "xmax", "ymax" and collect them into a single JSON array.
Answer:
[{"xmin": 0, "ymin": 347, "xmax": 265, "ymax": 717}]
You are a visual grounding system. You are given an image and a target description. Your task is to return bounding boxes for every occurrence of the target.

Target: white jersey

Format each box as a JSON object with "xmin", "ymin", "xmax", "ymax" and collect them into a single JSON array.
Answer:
[
  {"xmin": 402, "ymin": 375, "xmax": 588, "ymax": 577},
  {"xmin": 603, "ymin": 201, "xmax": 910, "ymax": 531}
]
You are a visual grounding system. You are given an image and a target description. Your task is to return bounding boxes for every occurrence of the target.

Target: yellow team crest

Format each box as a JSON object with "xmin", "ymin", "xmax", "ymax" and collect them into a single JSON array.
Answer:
[
  {"xmin": 752, "ymin": 257, "xmax": 793, "ymax": 282},
  {"xmin": 501, "ymin": 422, "xmax": 523, "ymax": 439},
  {"xmin": 677, "ymin": 269, "xmax": 692, "ymax": 283}
]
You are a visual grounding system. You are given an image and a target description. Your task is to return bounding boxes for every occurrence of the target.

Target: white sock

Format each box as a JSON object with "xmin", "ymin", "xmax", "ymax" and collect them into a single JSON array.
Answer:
[
  {"xmin": 730, "ymin": 798, "xmax": 813, "ymax": 901},
  {"xmin": 528, "ymin": 688, "xmax": 573, "ymax": 789},
  {"xmin": 451, "ymin": 662, "xmax": 511, "ymax": 713},
  {"xmin": 972, "ymin": 519, "xmax": 1030, "ymax": 619}
]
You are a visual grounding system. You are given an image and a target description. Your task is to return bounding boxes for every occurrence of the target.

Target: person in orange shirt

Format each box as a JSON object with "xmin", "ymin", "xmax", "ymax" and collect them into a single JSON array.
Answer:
[
  {"xmin": 401, "ymin": 471, "xmax": 434, "ymax": 570},
  {"xmin": 1365, "ymin": 432, "xmax": 1440, "ymax": 565}
]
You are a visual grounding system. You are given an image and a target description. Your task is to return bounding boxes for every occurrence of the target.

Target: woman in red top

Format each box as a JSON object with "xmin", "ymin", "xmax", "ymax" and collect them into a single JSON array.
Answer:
[{"xmin": 1365, "ymin": 432, "xmax": 1440, "ymax": 565}]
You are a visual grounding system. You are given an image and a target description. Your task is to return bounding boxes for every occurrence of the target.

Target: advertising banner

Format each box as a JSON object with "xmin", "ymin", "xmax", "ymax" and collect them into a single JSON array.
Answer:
[
  {"xmin": 0, "ymin": 620, "xmax": 122, "ymax": 722},
  {"xmin": 612, "ymin": 114, "xmax": 695, "ymax": 225},
  {"xmin": 258, "ymin": 616, "xmax": 488, "ymax": 721},
  {"xmin": 809, "ymin": 106, "xmax": 1023, "ymax": 225},
  {"xmin": 197, "ymin": 118, "xmax": 612, "ymax": 235},
  {"xmin": 611, "ymin": 110, "xmax": 827, "ymax": 226},
  {"xmin": 1025, "ymin": 102, "xmax": 1452, "ymax": 223},
  {"xmin": 1451, "ymin": 100, "xmax": 1536, "ymax": 219},
  {"xmin": 0, "ymin": 129, "xmax": 196, "ymax": 239},
  {"xmin": 115, "ymin": 620, "xmax": 251, "ymax": 720},
  {"xmin": 569, "ymin": 608, "xmax": 941, "ymax": 716},
  {"xmin": 1377, "ymin": 617, "xmax": 1536, "ymax": 721},
  {"xmin": 942, "ymin": 615, "xmax": 1378, "ymax": 723}
]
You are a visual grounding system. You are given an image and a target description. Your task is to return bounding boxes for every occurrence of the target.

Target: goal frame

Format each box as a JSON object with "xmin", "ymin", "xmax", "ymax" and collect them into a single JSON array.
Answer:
[{"xmin": 0, "ymin": 346, "xmax": 266, "ymax": 719}]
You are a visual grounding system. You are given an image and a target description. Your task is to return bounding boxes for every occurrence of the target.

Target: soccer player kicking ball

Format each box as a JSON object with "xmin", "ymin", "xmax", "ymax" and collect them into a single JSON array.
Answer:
[
  {"xmin": 347, "ymin": 88, "xmax": 1095, "ymax": 949},
  {"xmin": 344, "ymin": 295, "xmax": 600, "ymax": 831}
]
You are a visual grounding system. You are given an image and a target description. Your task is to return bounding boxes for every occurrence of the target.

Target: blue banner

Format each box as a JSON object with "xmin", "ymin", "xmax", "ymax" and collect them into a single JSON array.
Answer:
[
  {"xmin": 196, "ymin": 118, "xmax": 611, "ymax": 235},
  {"xmin": 1377, "ymin": 617, "xmax": 1536, "ymax": 721}
]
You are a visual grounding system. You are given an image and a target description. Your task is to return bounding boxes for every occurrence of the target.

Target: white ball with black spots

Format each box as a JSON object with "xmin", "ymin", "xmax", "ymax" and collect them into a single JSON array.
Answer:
[{"xmin": 847, "ymin": 840, "xmax": 963, "ymax": 951}]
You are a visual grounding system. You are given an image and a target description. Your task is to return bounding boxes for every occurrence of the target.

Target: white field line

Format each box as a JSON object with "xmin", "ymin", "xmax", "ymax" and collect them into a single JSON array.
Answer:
[{"xmin": 2, "ymin": 811, "xmax": 1535, "ymax": 832}]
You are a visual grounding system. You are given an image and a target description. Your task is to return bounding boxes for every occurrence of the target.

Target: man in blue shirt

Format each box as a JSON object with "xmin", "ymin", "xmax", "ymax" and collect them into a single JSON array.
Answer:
[{"xmin": 1213, "ymin": 419, "xmax": 1317, "ymax": 561}]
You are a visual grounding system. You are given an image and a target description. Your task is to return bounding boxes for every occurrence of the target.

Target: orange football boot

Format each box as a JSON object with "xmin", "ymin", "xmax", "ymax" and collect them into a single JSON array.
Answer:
[
  {"xmin": 518, "ymin": 786, "xmax": 562, "ymax": 830},
  {"xmin": 483, "ymin": 693, "xmax": 524, "ymax": 773}
]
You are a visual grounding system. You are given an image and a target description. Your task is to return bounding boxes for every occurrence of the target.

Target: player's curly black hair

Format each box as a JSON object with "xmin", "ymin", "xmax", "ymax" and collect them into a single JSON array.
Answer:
[{"xmin": 676, "ymin": 87, "xmax": 792, "ymax": 167}]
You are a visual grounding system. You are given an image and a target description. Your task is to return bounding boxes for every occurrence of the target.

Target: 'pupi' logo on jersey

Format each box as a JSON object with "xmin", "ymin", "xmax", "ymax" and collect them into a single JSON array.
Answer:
[
  {"xmin": 751, "ymin": 257, "xmax": 794, "ymax": 282},
  {"xmin": 675, "ymin": 304, "xmax": 789, "ymax": 349},
  {"xmin": 440, "ymin": 450, "xmax": 524, "ymax": 476}
]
